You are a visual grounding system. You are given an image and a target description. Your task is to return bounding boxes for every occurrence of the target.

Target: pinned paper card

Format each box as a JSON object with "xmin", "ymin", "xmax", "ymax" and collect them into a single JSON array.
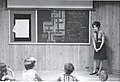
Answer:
[{"xmin": 12, "ymin": 19, "xmax": 29, "ymax": 38}]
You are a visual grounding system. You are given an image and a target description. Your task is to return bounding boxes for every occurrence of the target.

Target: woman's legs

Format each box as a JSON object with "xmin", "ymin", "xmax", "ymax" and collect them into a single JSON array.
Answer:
[
  {"xmin": 93, "ymin": 60, "xmax": 97, "ymax": 73},
  {"xmin": 97, "ymin": 60, "xmax": 103, "ymax": 74},
  {"xmin": 90, "ymin": 59, "xmax": 97, "ymax": 75},
  {"xmin": 90, "ymin": 59, "xmax": 103, "ymax": 75}
]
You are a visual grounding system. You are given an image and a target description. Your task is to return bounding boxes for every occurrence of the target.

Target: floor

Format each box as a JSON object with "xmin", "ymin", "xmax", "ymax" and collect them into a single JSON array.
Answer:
[{"xmin": 14, "ymin": 71, "xmax": 120, "ymax": 82}]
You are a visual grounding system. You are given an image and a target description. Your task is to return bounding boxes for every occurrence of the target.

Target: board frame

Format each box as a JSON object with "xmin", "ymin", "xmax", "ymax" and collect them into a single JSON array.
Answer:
[{"xmin": 9, "ymin": 10, "xmax": 91, "ymax": 45}]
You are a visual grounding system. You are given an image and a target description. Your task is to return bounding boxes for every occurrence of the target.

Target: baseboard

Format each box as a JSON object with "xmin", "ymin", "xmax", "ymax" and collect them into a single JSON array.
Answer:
[{"xmin": 103, "ymin": 67, "xmax": 120, "ymax": 75}]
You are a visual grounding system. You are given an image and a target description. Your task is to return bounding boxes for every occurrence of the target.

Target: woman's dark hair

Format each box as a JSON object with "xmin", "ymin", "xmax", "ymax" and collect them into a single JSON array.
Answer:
[
  {"xmin": 24, "ymin": 60, "xmax": 35, "ymax": 70},
  {"xmin": 64, "ymin": 63, "xmax": 74, "ymax": 74},
  {"xmin": 92, "ymin": 21, "xmax": 101, "ymax": 29}
]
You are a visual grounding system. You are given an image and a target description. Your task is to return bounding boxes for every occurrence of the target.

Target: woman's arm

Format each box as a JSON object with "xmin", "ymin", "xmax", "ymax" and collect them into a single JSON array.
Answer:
[
  {"xmin": 98, "ymin": 31, "xmax": 105, "ymax": 50},
  {"xmin": 92, "ymin": 37, "xmax": 97, "ymax": 50}
]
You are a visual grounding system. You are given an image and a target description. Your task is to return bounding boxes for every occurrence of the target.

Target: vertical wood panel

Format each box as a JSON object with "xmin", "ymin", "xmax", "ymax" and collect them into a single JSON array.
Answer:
[
  {"xmin": 9, "ymin": 45, "xmax": 15, "ymax": 70},
  {"xmin": 0, "ymin": 11, "xmax": 4, "ymax": 62},
  {"xmin": 3, "ymin": 10, "xmax": 10, "ymax": 65},
  {"xmin": 46, "ymin": 45, "xmax": 50, "ymax": 70},
  {"xmin": 37, "ymin": 45, "xmax": 47, "ymax": 70},
  {"xmin": 112, "ymin": 2, "xmax": 120, "ymax": 70}
]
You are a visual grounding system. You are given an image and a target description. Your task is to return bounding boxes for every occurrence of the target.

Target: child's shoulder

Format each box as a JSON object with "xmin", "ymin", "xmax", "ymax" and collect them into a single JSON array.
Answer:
[
  {"xmin": 69, "ymin": 74, "xmax": 78, "ymax": 81},
  {"xmin": 30, "ymin": 69, "xmax": 37, "ymax": 72},
  {"xmin": 60, "ymin": 74, "xmax": 78, "ymax": 81},
  {"xmin": 23, "ymin": 69, "xmax": 36, "ymax": 72}
]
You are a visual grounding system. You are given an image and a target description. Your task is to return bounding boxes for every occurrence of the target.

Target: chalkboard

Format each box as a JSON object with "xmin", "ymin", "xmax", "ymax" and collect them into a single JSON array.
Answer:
[
  {"xmin": 65, "ymin": 10, "xmax": 89, "ymax": 43},
  {"xmin": 37, "ymin": 10, "xmax": 90, "ymax": 43}
]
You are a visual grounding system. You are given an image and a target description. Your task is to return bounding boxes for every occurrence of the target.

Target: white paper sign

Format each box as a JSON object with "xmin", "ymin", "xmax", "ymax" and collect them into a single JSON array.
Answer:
[{"xmin": 12, "ymin": 19, "xmax": 29, "ymax": 38}]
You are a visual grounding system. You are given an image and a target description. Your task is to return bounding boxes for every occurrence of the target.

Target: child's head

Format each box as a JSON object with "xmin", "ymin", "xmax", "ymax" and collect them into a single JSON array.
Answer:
[
  {"xmin": 24, "ymin": 57, "xmax": 36, "ymax": 70},
  {"xmin": 64, "ymin": 63, "xmax": 74, "ymax": 74},
  {"xmin": 0, "ymin": 63, "xmax": 7, "ymax": 80},
  {"xmin": 0, "ymin": 63, "xmax": 7, "ymax": 74}
]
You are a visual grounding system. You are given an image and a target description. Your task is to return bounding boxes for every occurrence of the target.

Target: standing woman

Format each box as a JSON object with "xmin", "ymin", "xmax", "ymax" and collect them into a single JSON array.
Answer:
[{"xmin": 90, "ymin": 21, "xmax": 107, "ymax": 76}]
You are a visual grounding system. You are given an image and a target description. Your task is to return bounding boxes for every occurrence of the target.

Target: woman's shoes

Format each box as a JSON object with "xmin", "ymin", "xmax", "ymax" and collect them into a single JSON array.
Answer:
[
  {"xmin": 96, "ymin": 73, "xmax": 99, "ymax": 76},
  {"xmin": 96, "ymin": 72, "xmax": 100, "ymax": 76},
  {"xmin": 90, "ymin": 72, "xmax": 99, "ymax": 76},
  {"xmin": 89, "ymin": 72, "xmax": 97, "ymax": 75},
  {"xmin": 90, "ymin": 68, "xmax": 100, "ymax": 75}
]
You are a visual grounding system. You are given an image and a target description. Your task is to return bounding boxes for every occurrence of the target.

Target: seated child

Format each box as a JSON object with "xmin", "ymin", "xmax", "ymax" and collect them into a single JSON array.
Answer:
[
  {"xmin": 22, "ymin": 57, "xmax": 42, "ymax": 81},
  {"xmin": 57, "ymin": 63, "xmax": 79, "ymax": 81},
  {"xmin": 0, "ymin": 63, "xmax": 15, "ymax": 81}
]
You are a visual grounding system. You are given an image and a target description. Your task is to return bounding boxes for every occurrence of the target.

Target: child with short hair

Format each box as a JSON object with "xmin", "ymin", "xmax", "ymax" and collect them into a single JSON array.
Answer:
[
  {"xmin": 0, "ymin": 63, "xmax": 15, "ymax": 81},
  {"xmin": 22, "ymin": 57, "xmax": 42, "ymax": 81},
  {"xmin": 57, "ymin": 63, "xmax": 79, "ymax": 81}
]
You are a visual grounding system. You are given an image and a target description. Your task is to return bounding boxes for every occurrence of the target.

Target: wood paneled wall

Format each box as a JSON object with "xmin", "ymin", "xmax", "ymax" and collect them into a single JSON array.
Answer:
[{"xmin": 0, "ymin": 0, "xmax": 120, "ymax": 74}]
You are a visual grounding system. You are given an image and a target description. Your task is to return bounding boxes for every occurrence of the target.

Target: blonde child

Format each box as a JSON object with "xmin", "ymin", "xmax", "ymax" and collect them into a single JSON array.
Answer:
[{"xmin": 22, "ymin": 57, "xmax": 42, "ymax": 81}]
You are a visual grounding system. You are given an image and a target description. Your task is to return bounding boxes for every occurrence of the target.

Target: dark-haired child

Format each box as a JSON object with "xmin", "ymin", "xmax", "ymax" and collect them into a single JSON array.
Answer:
[
  {"xmin": 22, "ymin": 57, "xmax": 42, "ymax": 81},
  {"xmin": 0, "ymin": 63, "xmax": 15, "ymax": 81},
  {"xmin": 57, "ymin": 63, "xmax": 79, "ymax": 81}
]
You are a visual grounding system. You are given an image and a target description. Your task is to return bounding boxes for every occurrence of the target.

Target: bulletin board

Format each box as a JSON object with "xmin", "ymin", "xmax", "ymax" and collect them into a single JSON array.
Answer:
[
  {"xmin": 9, "ymin": 10, "xmax": 36, "ymax": 43},
  {"xmin": 13, "ymin": 14, "xmax": 31, "ymax": 41}
]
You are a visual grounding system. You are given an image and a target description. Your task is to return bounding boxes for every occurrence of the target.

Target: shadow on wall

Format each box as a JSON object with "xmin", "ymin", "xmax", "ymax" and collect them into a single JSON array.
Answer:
[{"xmin": 104, "ymin": 36, "xmax": 113, "ymax": 74}]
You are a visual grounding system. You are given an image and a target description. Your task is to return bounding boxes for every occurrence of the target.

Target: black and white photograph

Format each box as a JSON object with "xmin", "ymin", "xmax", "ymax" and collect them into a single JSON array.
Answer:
[{"xmin": 0, "ymin": 0, "xmax": 120, "ymax": 82}]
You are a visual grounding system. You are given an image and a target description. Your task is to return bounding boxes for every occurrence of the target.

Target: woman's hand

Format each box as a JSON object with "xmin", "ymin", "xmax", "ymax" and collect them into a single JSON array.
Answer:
[
  {"xmin": 95, "ymin": 49, "xmax": 99, "ymax": 52},
  {"xmin": 95, "ymin": 48, "xmax": 101, "ymax": 52}
]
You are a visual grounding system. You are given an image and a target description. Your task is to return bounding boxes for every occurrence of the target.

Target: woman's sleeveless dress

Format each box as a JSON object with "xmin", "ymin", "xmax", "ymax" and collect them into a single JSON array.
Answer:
[{"xmin": 93, "ymin": 30, "xmax": 107, "ymax": 60}]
